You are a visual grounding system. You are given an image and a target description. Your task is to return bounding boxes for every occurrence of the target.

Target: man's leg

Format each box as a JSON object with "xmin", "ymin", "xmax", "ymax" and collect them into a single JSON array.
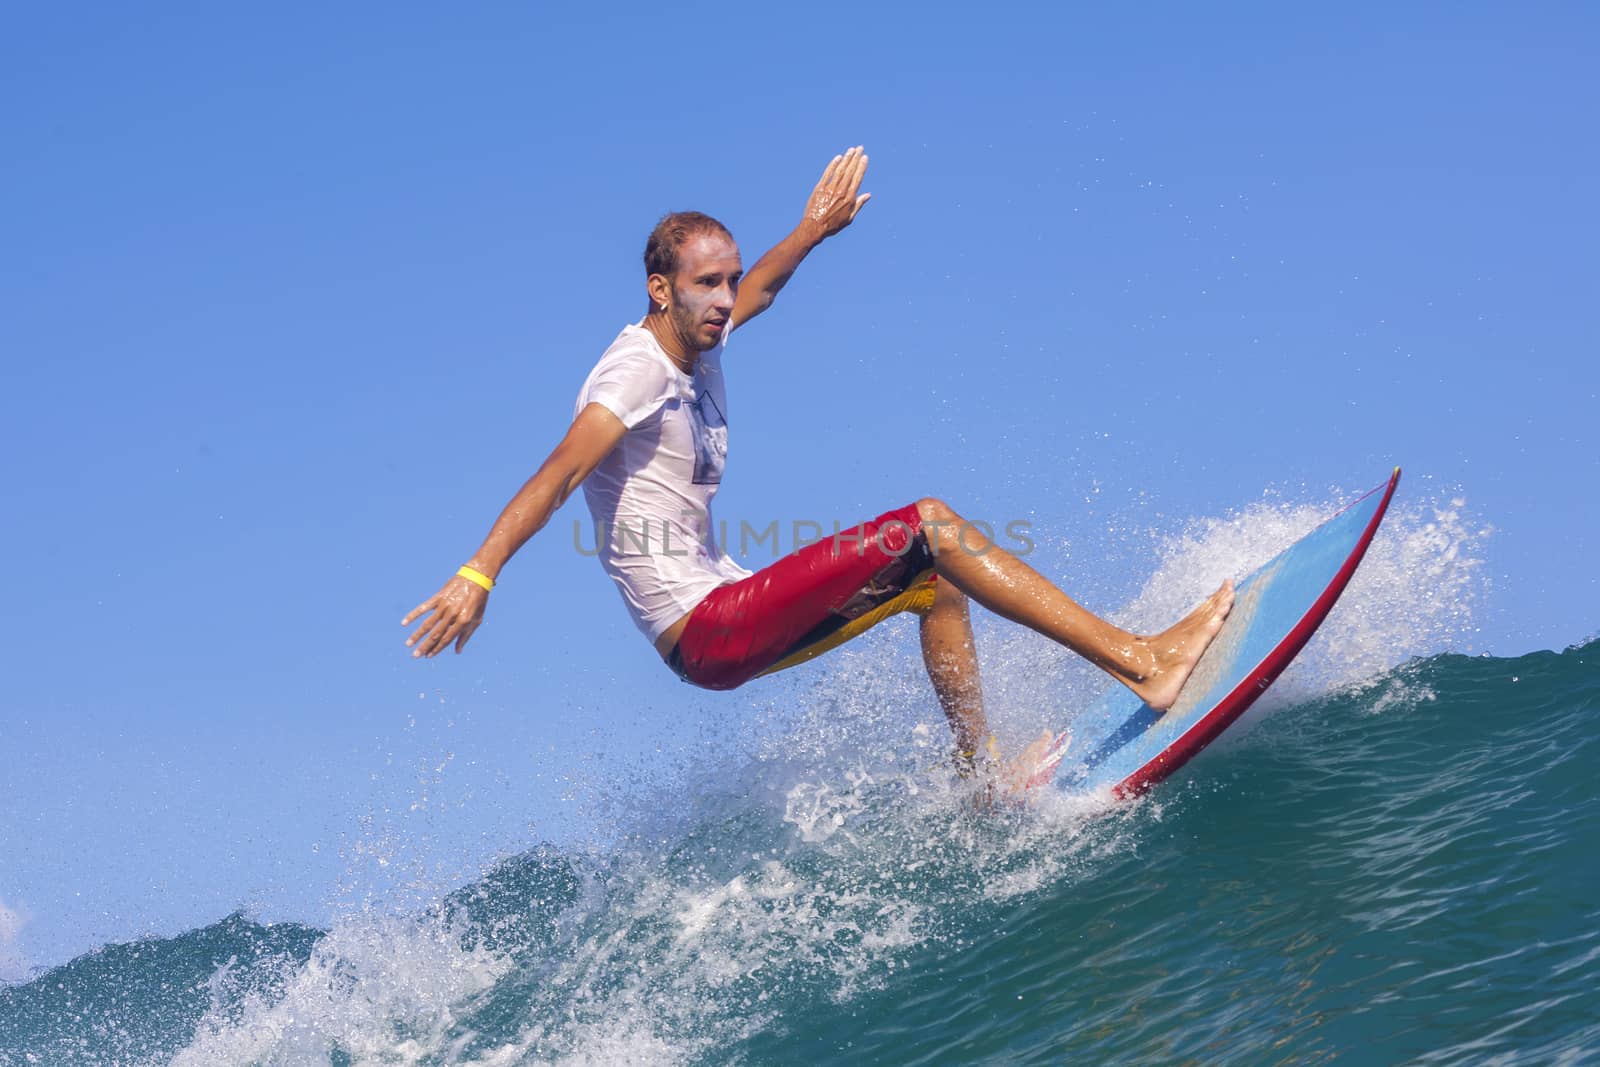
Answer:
[
  {"xmin": 915, "ymin": 497, "xmax": 1235, "ymax": 711},
  {"xmin": 917, "ymin": 578, "xmax": 988, "ymax": 755},
  {"xmin": 917, "ymin": 579, "xmax": 1056, "ymax": 786}
]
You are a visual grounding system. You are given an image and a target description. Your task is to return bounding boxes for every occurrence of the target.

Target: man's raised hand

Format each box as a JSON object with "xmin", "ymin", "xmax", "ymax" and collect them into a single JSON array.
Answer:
[{"xmin": 804, "ymin": 145, "xmax": 871, "ymax": 239}]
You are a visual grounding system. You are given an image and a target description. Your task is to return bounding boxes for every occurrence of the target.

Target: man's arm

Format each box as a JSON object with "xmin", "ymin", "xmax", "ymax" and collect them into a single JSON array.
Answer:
[
  {"xmin": 730, "ymin": 145, "xmax": 871, "ymax": 331},
  {"xmin": 402, "ymin": 402, "xmax": 626, "ymax": 657}
]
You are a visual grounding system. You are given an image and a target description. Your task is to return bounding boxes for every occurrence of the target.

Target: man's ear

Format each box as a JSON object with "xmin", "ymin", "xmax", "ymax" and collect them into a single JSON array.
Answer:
[{"xmin": 647, "ymin": 274, "xmax": 673, "ymax": 310}]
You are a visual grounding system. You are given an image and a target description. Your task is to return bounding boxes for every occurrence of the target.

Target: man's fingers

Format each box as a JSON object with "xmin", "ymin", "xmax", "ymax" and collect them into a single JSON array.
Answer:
[
  {"xmin": 832, "ymin": 146, "xmax": 857, "ymax": 189},
  {"xmin": 419, "ymin": 618, "xmax": 458, "ymax": 658},
  {"xmin": 845, "ymin": 149, "xmax": 868, "ymax": 191},
  {"xmin": 819, "ymin": 153, "xmax": 843, "ymax": 189},
  {"xmin": 405, "ymin": 614, "xmax": 436, "ymax": 646},
  {"xmin": 410, "ymin": 608, "xmax": 458, "ymax": 654},
  {"xmin": 408, "ymin": 613, "xmax": 444, "ymax": 651},
  {"xmin": 456, "ymin": 620, "xmax": 480, "ymax": 653},
  {"xmin": 433, "ymin": 623, "xmax": 461, "ymax": 656},
  {"xmin": 401, "ymin": 598, "xmax": 436, "ymax": 627}
]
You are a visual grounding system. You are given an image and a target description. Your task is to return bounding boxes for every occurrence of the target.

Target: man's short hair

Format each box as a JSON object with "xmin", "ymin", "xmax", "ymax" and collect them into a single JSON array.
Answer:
[{"xmin": 644, "ymin": 211, "xmax": 734, "ymax": 278}]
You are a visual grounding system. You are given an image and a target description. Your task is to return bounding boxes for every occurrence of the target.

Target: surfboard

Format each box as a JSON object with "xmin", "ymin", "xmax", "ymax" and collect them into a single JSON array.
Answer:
[{"xmin": 1028, "ymin": 468, "xmax": 1401, "ymax": 796}]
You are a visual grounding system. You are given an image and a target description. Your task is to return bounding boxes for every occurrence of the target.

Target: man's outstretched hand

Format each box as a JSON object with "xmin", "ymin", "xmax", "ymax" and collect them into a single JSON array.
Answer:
[
  {"xmin": 999, "ymin": 730, "xmax": 1058, "ymax": 797},
  {"xmin": 804, "ymin": 145, "xmax": 871, "ymax": 240},
  {"xmin": 403, "ymin": 576, "xmax": 488, "ymax": 657},
  {"xmin": 969, "ymin": 730, "xmax": 1058, "ymax": 811}
]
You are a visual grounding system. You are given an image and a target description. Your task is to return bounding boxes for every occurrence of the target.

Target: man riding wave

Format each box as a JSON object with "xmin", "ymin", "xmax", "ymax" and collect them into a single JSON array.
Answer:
[{"xmin": 403, "ymin": 147, "xmax": 1234, "ymax": 789}]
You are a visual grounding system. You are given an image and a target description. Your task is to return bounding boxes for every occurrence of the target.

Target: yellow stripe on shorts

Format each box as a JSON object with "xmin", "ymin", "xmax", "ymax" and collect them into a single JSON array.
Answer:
[{"xmin": 755, "ymin": 571, "xmax": 938, "ymax": 679}]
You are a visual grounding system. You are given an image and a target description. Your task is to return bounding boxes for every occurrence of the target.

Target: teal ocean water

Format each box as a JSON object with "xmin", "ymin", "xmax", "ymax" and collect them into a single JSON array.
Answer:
[{"xmin": 3, "ymin": 504, "xmax": 1597, "ymax": 1065}]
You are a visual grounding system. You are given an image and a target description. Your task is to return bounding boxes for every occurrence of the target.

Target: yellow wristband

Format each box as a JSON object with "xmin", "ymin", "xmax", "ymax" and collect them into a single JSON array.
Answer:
[
  {"xmin": 457, "ymin": 565, "xmax": 495, "ymax": 591},
  {"xmin": 952, "ymin": 735, "xmax": 1000, "ymax": 779}
]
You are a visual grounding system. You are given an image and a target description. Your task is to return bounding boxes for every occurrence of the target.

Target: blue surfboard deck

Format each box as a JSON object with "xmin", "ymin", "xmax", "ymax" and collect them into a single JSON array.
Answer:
[{"xmin": 1030, "ymin": 469, "xmax": 1401, "ymax": 797}]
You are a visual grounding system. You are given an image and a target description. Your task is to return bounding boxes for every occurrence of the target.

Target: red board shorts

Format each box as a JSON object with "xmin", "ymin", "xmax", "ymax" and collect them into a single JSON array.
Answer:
[{"xmin": 667, "ymin": 502, "xmax": 939, "ymax": 690}]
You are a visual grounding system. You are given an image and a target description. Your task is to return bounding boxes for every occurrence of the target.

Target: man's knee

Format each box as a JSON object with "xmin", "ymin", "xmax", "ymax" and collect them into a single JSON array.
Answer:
[
  {"xmin": 914, "ymin": 497, "xmax": 965, "ymax": 554},
  {"xmin": 914, "ymin": 496, "xmax": 960, "ymax": 526}
]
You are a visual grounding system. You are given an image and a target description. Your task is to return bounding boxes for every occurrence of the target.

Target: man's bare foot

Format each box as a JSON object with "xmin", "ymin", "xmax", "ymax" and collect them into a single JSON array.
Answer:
[{"xmin": 1129, "ymin": 580, "xmax": 1236, "ymax": 711}]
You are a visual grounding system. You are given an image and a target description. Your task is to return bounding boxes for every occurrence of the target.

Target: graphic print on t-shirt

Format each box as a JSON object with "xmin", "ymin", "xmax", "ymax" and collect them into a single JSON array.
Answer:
[{"xmin": 688, "ymin": 387, "xmax": 727, "ymax": 485}]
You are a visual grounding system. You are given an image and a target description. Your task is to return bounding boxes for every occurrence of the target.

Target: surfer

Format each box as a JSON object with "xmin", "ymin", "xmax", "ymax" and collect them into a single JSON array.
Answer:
[{"xmin": 403, "ymin": 146, "xmax": 1234, "ymax": 785}]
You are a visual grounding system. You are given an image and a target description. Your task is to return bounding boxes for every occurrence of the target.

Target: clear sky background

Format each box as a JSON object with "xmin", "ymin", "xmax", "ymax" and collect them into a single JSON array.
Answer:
[{"xmin": 2, "ymin": 3, "xmax": 1596, "ymax": 973}]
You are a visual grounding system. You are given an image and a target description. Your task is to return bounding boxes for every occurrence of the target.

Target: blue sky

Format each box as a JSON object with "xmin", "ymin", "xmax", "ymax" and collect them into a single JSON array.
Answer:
[{"xmin": 2, "ymin": 3, "xmax": 1596, "ymax": 972}]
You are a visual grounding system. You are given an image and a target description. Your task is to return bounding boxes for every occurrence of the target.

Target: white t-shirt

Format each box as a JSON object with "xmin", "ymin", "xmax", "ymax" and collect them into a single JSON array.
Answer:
[{"xmin": 575, "ymin": 323, "xmax": 752, "ymax": 643}]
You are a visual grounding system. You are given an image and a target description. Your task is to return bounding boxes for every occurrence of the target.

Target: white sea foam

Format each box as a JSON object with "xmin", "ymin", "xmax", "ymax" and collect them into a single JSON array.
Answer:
[
  {"xmin": 172, "ymin": 908, "xmax": 510, "ymax": 1066},
  {"xmin": 783, "ymin": 777, "xmax": 871, "ymax": 844}
]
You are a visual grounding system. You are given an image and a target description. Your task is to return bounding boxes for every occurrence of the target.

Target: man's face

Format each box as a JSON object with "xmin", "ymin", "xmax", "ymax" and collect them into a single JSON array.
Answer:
[{"xmin": 668, "ymin": 233, "xmax": 742, "ymax": 352}]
